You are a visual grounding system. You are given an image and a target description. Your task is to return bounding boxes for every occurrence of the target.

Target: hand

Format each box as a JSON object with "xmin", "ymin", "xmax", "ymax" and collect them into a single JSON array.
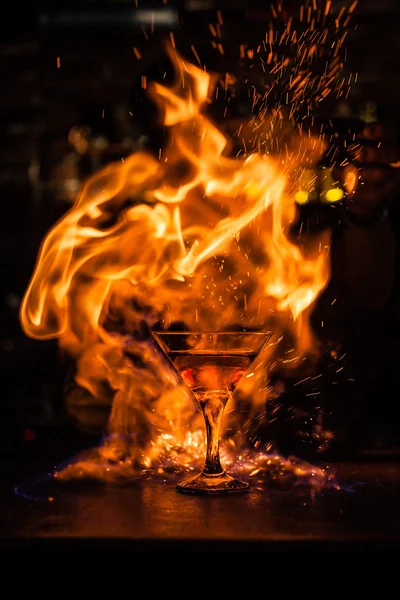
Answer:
[{"xmin": 341, "ymin": 121, "xmax": 400, "ymax": 221}]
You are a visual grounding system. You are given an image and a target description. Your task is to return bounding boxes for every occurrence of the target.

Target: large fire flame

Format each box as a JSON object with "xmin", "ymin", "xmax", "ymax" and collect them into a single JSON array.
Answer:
[{"xmin": 20, "ymin": 47, "xmax": 332, "ymax": 479}]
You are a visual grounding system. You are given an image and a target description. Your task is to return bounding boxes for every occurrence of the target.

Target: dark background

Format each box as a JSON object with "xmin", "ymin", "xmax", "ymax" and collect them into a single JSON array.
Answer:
[{"xmin": 1, "ymin": 0, "xmax": 400, "ymax": 470}]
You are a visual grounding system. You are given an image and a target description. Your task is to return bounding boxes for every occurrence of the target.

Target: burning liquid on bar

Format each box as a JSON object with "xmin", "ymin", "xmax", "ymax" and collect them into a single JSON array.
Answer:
[{"xmin": 18, "ymin": 1, "xmax": 357, "ymax": 487}]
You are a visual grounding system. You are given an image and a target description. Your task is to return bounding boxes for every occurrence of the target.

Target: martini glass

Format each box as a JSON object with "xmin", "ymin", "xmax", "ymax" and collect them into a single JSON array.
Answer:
[{"xmin": 152, "ymin": 331, "xmax": 272, "ymax": 494}]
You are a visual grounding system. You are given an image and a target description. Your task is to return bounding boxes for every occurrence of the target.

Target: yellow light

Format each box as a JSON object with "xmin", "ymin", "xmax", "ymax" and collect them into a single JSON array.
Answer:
[
  {"xmin": 246, "ymin": 182, "xmax": 261, "ymax": 198},
  {"xmin": 295, "ymin": 189, "xmax": 308, "ymax": 204},
  {"xmin": 325, "ymin": 188, "xmax": 344, "ymax": 203}
]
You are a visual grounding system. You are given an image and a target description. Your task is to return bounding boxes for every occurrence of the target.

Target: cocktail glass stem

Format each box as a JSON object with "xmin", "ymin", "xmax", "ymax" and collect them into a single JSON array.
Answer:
[{"xmin": 199, "ymin": 391, "xmax": 229, "ymax": 476}]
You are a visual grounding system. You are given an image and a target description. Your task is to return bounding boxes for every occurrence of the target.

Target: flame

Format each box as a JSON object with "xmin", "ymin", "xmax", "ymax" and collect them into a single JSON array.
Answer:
[{"xmin": 20, "ymin": 47, "xmax": 331, "ymax": 475}]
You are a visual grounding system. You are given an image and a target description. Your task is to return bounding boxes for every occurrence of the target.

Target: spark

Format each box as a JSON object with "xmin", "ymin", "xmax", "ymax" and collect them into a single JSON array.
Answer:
[
  {"xmin": 294, "ymin": 376, "xmax": 311, "ymax": 386},
  {"xmin": 190, "ymin": 45, "xmax": 202, "ymax": 67}
]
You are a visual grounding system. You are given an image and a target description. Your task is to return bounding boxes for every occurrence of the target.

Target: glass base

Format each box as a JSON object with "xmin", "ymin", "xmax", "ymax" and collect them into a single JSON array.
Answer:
[{"xmin": 176, "ymin": 472, "xmax": 249, "ymax": 495}]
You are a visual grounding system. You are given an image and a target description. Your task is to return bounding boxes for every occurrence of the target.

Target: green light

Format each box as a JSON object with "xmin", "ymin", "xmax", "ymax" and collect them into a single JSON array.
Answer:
[{"xmin": 325, "ymin": 188, "xmax": 344, "ymax": 203}]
